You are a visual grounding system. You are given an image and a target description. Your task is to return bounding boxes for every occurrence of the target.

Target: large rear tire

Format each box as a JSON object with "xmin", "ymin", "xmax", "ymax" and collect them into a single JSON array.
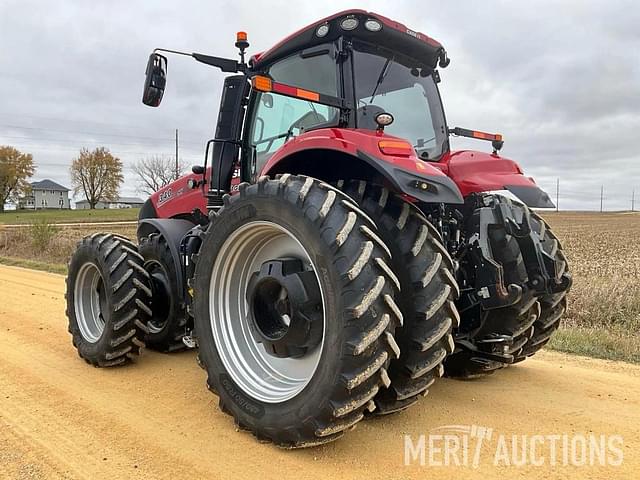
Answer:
[
  {"xmin": 66, "ymin": 233, "xmax": 152, "ymax": 367},
  {"xmin": 193, "ymin": 175, "xmax": 401, "ymax": 447},
  {"xmin": 338, "ymin": 180, "xmax": 458, "ymax": 414}
]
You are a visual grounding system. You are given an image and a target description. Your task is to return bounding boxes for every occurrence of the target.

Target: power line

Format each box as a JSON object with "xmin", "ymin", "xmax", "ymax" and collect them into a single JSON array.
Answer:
[
  {"xmin": 0, "ymin": 123, "xmax": 205, "ymax": 145},
  {"xmin": 0, "ymin": 133, "xmax": 203, "ymax": 149}
]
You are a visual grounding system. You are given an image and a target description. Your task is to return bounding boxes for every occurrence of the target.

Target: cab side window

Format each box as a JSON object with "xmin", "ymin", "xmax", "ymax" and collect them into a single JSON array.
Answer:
[{"xmin": 249, "ymin": 48, "xmax": 339, "ymax": 174}]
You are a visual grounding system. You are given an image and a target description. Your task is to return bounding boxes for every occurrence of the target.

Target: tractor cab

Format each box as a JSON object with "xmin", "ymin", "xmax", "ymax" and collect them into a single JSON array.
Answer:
[
  {"xmin": 243, "ymin": 10, "xmax": 451, "ymax": 168},
  {"xmin": 141, "ymin": 10, "xmax": 470, "ymax": 208}
]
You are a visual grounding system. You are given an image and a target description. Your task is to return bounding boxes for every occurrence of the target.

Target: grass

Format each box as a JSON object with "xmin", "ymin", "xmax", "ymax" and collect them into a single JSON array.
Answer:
[
  {"xmin": 541, "ymin": 211, "xmax": 640, "ymax": 364},
  {"xmin": 548, "ymin": 327, "xmax": 640, "ymax": 364},
  {"xmin": 0, "ymin": 224, "xmax": 137, "ymax": 266},
  {"xmin": 0, "ymin": 208, "xmax": 139, "ymax": 225},
  {"xmin": 0, "ymin": 256, "xmax": 67, "ymax": 275}
]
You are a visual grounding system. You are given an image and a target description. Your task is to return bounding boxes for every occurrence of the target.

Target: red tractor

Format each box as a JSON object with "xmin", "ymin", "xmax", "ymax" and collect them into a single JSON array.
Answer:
[{"xmin": 66, "ymin": 10, "xmax": 571, "ymax": 447}]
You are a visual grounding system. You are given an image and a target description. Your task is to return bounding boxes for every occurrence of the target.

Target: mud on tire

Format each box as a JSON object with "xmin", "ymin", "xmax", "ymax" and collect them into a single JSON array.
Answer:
[
  {"xmin": 66, "ymin": 233, "xmax": 152, "ymax": 367},
  {"xmin": 338, "ymin": 180, "xmax": 458, "ymax": 414},
  {"xmin": 193, "ymin": 175, "xmax": 402, "ymax": 447}
]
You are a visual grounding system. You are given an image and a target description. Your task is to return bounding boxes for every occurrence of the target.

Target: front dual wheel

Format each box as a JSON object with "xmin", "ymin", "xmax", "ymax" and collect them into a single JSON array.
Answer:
[{"xmin": 194, "ymin": 176, "xmax": 402, "ymax": 447}]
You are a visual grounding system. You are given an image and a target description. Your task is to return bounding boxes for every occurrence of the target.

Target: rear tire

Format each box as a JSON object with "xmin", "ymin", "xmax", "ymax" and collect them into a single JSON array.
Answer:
[
  {"xmin": 138, "ymin": 233, "xmax": 188, "ymax": 353},
  {"xmin": 338, "ymin": 180, "xmax": 458, "ymax": 414},
  {"xmin": 193, "ymin": 175, "xmax": 401, "ymax": 447},
  {"xmin": 66, "ymin": 233, "xmax": 152, "ymax": 367}
]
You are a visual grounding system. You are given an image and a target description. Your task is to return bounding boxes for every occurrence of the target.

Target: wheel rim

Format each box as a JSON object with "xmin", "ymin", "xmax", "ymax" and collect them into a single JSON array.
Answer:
[
  {"xmin": 209, "ymin": 221, "xmax": 326, "ymax": 403},
  {"xmin": 145, "ymin": 260, "xmax": 171, "ymax": 334},
  {"xmin": 74, "ymin": 262, "xmax": 107, "ymax": 343}
]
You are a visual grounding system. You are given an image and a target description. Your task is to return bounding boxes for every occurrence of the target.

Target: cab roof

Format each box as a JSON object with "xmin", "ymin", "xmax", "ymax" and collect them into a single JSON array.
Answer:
[{"xmin": 250, "ymin": 10, "xmax": 446, "ymax": 71}]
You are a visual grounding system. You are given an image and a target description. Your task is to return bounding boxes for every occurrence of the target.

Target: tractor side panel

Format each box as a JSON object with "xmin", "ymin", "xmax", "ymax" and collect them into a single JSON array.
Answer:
[
  {"xmin": 442, "ymin": 150, "xmax": 555, "ymax": 208},
  {"xmin": 148, "ymin": 169, "xmax": 210, "ymax": 219}
]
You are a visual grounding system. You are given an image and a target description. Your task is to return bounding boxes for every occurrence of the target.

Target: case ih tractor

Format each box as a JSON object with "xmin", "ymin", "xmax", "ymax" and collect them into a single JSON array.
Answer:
[{"xmin": 66, "ymin": 10, "xmax": 571, "ymax": 447}]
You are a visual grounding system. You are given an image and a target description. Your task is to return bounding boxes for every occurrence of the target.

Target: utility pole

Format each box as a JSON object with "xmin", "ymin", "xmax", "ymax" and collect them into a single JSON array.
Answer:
[
  {"xmin": 556, "ymin": 178, "xmax": 559, "ymax": 212},
  {"xmin": 600, "ymin": 185, "xmax": 604, "ymax": 213},
  {"xmin": 175, "ymin": 128, "xmax": 179, "ymax": 181},
  {"xmin": 632, "ymin": 189, "xmax": 635, "ymax": 212}
]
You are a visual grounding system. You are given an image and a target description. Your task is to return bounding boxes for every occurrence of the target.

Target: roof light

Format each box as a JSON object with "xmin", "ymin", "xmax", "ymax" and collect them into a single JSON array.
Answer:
[
  {"xmin": 340, "ymin": 17, "xmax": 359, "ymax": 31},
  {"xmin": 316, "ymin": 23, "xmax": 329, "ymax": 37},
  {"xmin": 364, "ymin": 18, "xmax": 382, "ymax": 32},
  {"xmin": 236, "ymin": 31, "xmax": 247, "ymax": 42}
]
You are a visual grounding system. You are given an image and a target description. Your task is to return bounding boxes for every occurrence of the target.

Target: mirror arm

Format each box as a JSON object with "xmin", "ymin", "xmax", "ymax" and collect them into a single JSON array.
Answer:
[{"xmin": 153, "ymin": 48, "xmax": 242, "ymax": 73}]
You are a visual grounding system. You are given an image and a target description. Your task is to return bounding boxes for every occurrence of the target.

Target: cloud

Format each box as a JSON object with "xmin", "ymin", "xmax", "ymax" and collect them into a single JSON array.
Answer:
[{"xmin": 0, "ymin": 0, "xmax": 637, "ymax": 210}]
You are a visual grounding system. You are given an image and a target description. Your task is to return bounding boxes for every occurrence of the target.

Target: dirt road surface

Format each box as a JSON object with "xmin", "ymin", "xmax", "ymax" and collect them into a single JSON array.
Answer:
[{"xmin": 1, "ymin": 264, "xmax": 638, "ymax": 479}]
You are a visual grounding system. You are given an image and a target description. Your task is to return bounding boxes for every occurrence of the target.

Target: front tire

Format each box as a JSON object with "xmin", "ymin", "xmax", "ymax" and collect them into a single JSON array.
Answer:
[
  {"xmin": 193, "ymin": 175, "xmax": 402, "ymax": 447},
  {"xmin": 66, "ymin": 233, "xmax": 152, "ymax": 367},
  {"xmin": 515, "ymin": 212, "xmax": 571, "ymax": 360}
]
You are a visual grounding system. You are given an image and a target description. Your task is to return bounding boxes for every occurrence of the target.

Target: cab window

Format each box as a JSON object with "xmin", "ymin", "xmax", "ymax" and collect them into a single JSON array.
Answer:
[{"xmin": 248, "ymin": 48, "xmax": 340, "ymax": 174}]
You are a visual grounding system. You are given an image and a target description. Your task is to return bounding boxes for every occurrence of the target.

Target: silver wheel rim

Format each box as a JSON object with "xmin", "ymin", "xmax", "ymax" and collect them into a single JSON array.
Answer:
[
  {"xmin": 74, "ymin": 262, "xmax": 106, "ymax": 343},
  {"xmin": 209, "ymin": 221, "xmax": 326, "ymax": 403}
]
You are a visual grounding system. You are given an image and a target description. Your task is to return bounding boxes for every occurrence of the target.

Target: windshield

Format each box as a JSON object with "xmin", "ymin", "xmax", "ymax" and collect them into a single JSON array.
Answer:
[{"xmin": 352, "ymin": 41, "xmax": 448, "ymax": 160}]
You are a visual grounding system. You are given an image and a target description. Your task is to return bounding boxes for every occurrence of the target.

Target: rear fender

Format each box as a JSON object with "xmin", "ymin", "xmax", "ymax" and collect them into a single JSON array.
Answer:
[
  {"xmin": 137, "ymin": 218, "xmax": 196, "ymax": 303},
  {"xmin": 261, "ymin": 128, "xmax": 463, "ymax": 204}
]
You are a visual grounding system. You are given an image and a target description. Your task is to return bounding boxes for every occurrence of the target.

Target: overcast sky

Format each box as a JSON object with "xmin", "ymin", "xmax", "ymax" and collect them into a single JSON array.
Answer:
[{"xmin": 1, "ymin": 0, "xmax": 638, "ymax": 210}]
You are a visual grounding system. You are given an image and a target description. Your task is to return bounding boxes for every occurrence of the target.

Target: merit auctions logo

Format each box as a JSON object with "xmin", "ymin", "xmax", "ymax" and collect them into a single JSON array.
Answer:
[{"xmin": 404, "ymin": 425, "xmax": 623, "ymax": 468}]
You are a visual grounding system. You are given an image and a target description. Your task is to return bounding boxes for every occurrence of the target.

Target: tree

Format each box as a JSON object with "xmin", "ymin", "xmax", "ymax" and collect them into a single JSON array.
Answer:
[
  {"xmin": 0, "ymin": 146, "xmax": 35, "ymax": 212},
  {"xmin": 70, "ymin": 147, "xmax": 123, "ymax": 209},
  {"xmin": 132, "ymin": 155, "xmax": 186, "ymax": 195}
]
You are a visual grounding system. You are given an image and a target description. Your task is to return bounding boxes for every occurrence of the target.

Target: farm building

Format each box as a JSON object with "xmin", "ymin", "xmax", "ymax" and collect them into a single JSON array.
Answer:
[
  {"xmin": 20, "ymin": 179, "xmax": 71, "ymax": 209},
  {"xmin": 75, "ymin": 196, "xmax": 145, "ymax": 210}
]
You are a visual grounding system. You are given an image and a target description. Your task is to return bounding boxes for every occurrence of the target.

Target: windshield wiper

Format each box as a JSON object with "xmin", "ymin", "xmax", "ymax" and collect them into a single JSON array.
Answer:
[{"xmin": 369, "ymin": 57, "xmax": 392, "ymax": 104}]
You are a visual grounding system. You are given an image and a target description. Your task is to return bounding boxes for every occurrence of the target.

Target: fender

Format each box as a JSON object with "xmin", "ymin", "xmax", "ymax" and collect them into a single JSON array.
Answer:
[
  {"xmin": 441, "ymin": 150, "xmax": 555, "ymax": 208},
  {"xmin": 137, "ymin": 218, "xmax": 196, "ymax": 302},
  {"xmin": 261, "ymin": 128, "xmax": 464, "ymax": 204}
]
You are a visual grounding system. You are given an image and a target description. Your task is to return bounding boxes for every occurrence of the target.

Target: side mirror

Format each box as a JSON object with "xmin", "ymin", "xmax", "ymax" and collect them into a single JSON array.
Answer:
[{"xmin": 142, "ymin": 53, "xmax": 167, "ymax": 107}]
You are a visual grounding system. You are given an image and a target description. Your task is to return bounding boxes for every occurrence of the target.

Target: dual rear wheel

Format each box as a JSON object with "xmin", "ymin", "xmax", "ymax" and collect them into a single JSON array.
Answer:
[{"xmin": 66, "ymin": 179, "xmax": 566, "ymax": 448}]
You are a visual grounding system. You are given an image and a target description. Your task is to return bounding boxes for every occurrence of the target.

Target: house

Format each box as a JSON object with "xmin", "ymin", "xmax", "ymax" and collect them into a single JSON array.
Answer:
[
  {"xmin": 75, "ymin": 196, "xmax": 145, "ymax": 210},
  {"xmin": 21, "ymin": 179, "xmax": 71, "ymax": 209}
]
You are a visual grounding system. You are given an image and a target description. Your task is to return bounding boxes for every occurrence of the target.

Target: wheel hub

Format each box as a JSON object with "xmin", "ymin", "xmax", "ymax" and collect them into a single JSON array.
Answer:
[{"xmin": 247, "ymin": 258, "xmax": 322, "ymax": 358}]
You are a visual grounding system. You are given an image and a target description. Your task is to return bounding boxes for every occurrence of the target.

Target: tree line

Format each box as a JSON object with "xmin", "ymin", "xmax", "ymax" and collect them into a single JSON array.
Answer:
[{"xmin": 0, "ymin": 145, "xmax": 185, "ymax": 211}]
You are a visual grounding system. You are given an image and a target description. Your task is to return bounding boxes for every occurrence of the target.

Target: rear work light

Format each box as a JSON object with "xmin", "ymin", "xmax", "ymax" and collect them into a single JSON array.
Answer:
[
  {"xmin": 340, "ymin": 17, "xmax": 359, "ymax": 31},
  {"xmin": 378, "ymin": 140, "xmax": 414, "ymax": 157},
  {"xmin": 364, "ymin": 18, "xmax": 382, "ymax": 32},
  {"xmin": 316, "ymin": 23, "xmax": 329, "ymax": 37}
]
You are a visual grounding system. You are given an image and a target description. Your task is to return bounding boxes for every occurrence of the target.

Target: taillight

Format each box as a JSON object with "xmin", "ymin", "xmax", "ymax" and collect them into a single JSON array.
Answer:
[{"xmin": 378, "ymin": 140, "xmax": 414, "ymax": 157}]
